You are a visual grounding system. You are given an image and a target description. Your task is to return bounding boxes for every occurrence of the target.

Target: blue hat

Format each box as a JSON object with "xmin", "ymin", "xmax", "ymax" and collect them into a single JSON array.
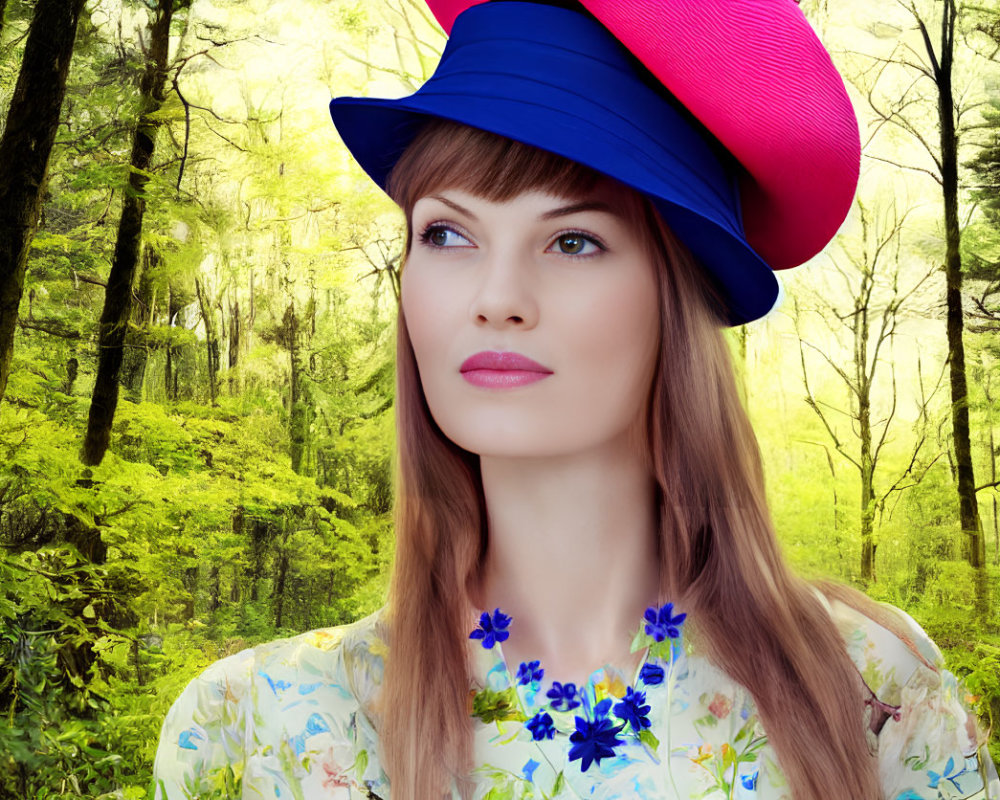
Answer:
[{"xmin": 329, "ymin": 1, "xmax": 779, "ymax": 326}]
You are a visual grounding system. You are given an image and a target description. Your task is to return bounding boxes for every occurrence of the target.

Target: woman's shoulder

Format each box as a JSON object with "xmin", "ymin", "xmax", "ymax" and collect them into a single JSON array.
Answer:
[
  {"xmin": 252, "ymin": 606, "xmax": 389, "ymax": 701},
  {"xmin": 185, "ymin": 605, "xmax": 388, "ymax": 707},
  {"xmin": 815, "ymin": 587, "xmax": 998, "ymax": 799},
  {"xmin": 151, "ymin": 607, "xmax": 390, "ymax": 799},
  {"xmin": 819, "ymin": 590, "xmax": 942, "ymax": 703},
  {"xmin": 257, "ymin": 604, "xmax": 388, "ymax": 661}
]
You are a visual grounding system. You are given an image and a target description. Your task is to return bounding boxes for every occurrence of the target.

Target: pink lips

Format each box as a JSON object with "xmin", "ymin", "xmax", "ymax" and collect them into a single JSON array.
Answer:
[{"xmin": 460, "ymin": 351, "xmax": 553, "ymax": 388}]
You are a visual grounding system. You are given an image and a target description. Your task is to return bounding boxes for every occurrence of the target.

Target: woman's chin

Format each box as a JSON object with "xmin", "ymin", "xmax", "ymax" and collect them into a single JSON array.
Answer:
[{"xmin": 438, "ymin": 422, "xmax": 621, "ymax": 462}]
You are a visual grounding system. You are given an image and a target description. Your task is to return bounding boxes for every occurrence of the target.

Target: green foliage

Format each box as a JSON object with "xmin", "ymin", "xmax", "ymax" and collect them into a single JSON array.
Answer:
[
  {"xmin": 1, "ymin": 366, "xmax": 391, "ymax": 796},
  {"xmin": 471, "ymin": 687, "xmax": 527, "ymax": 724},
  {"xmin": 0, "ymin": 547, "xmax": 132, "ymax": 797},
  {"xmin": 941, "ymin": 636, "xmax": 1000, "ymax": 767}
]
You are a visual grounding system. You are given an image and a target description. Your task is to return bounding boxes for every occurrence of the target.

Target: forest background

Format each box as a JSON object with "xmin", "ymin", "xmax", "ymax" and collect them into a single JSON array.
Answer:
[{"xmin": 1, "ymin": 0, "xmax": 999, "ymax": 796}]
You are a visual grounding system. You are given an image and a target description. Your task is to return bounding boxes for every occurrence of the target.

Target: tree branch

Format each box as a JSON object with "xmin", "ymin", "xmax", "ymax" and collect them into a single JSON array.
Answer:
[{"xmin": 16, "ymin": 318, "xmax": 82, "ymax": 339}]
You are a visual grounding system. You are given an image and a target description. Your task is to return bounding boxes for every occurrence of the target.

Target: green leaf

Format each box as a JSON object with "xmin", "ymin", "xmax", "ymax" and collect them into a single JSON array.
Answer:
[
  {"xmin": 648, "ymin": 638, "xmax": 680, "ymax": 662},
  {"xmin": 352, "ymin": 748, "xmax": 368, "ymax": 778},
  {"xmin": 722, "ymin": 743, "xmax": 735, "ymax": 771},
  {"xmin": 483, "ymin": 783, "xmax": 516, "ymax": 800},
  {"xmin": 470, "ymin": 687, "xmax": 526, "ymax": 724},
  {"xmin": 638, "ymin": 728, "xmax": 660, "ymax": 751}
]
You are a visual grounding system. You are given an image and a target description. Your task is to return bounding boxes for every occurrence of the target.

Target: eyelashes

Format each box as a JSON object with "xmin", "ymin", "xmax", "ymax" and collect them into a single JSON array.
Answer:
[
  {"xmin": 415, "ymin": 222, "xmax": 607, "ymax": 260},
  {"xmin": 417, "ymin": 224, "xmax": 469, "ymax": 250}
]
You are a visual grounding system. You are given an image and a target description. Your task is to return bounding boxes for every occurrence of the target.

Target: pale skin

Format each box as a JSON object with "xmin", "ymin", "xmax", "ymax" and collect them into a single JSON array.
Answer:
[{"xmin": 401, "ymin": 181, "xmax": 663, "ymax": 687}]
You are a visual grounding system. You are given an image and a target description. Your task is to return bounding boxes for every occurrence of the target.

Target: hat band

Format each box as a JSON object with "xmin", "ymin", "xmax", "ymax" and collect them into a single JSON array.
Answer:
[{"xmin": 417, "ymin": 3, "xmax": 742, "ymax": 229}]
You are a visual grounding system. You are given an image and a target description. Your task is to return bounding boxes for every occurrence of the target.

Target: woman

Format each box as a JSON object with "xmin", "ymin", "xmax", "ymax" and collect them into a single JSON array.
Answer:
[{"xmin": 151, "ymin": 1, "xmax": 997, "ymax": 798}]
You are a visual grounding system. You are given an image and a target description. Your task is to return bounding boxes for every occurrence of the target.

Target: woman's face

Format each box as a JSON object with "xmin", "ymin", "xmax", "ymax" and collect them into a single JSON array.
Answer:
[{"xmin": 401, "ymin": 180, "xmax": 661, "ymax": 459}]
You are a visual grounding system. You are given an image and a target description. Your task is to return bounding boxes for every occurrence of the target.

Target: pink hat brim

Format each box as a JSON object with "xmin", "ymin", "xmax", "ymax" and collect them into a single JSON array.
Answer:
[{"xmin": 425, "ymin": 0, "xmax": 860, "ymax": 271}]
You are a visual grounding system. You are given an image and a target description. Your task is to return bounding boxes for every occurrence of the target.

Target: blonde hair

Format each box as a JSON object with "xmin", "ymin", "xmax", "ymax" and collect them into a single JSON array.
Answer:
[{"xmin": 376, "ymin": 118, "xmax": 880, "ymax": 799}]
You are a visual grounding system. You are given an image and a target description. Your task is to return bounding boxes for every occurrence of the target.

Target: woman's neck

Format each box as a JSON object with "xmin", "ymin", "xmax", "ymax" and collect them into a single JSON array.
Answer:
[{"xmin": 470, "ymin": 439, "xmax": 661, "ymax": 685}]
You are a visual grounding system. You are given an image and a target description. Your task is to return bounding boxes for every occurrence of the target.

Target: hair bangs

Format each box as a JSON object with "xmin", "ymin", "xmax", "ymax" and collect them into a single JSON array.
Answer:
[{"xmin": 387, "ymin": 117, "xmax": 605, "ymax": 217}]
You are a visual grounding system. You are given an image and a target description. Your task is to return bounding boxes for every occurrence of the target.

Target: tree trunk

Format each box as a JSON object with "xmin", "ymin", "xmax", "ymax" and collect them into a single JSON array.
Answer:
[
  {"xmin": 927, "ymin": 0, "xmax": 988, "ymax": 617},
  {"xmin": 194, "ymin": 276, "xmax": 219, "ymax": 405},
  {"xmin": 0, "ymin": 0, "xmax": 10, "ymax": 43},
  {"xmin": 993, "ymin": 494, "xmax": 1000, "ymax": 566},
  {"xmin": 132, "ymin": 638, "xmax": 148, "ymax": 687},
  {"xmin": 282, "ymin": 301, "xmax": 312, "ymax": 475},
  {"xmin": 64, "ymin": 512, "xmax": 106, "ymax": 565},
  {"xmin": 81, "ymin": 0, "xmax": 174, "ymax": 464},
  {"xmin": 64, "ymin": 355, "xmax": 78, "ymax": 395},
  {"xmin": 228, "ymin": 295, "xmax": 240, "ymax": 395},
  {"xmin": 230, "ymin": 563, "xmax": 241, "ymax": 603},
  {"xmin": 859, "ymin": 408, "xmax": 876, "ymax": 583},
  {"xmin": 288, "ymin": 303, "xmax": 304, "ymax": 473},
  {"xmin": 0, "ymin": 0, "xmax": 87, "ymax": 406},
  {"xmin": 857, "ymin": 283, "xmax": 876, "ymax": 583},
  {"xmin": 274, "ymin": 547, "xmax": 289, "ymax": 629},
  {"xmin": 248, "ymin": 267, "xmax": 256, "ymax": 352},
  {"xmin": 165, "ymin": 281, "xmax": 181, "ymax": 401},
  {"xmin": 273, "ymin": 519, "xmax": 290, "ymax": 629},
  {"xmin": 121, "ymin": 248, "xmax": 156, "ymax": 402},
  {"xmin": 990, "ymin": 406, "xmax": 998, "ymax": 566},
  {"xmin": 984, "ymin": 368, "xmax": 998, "ymax": 566},
  {"xmin": 209, "ymin": 565, "xmax": 221, "ymax": 612},
  {"xmin": 182, "ymin": 563, "xmax": 197, "ymax": 620}
]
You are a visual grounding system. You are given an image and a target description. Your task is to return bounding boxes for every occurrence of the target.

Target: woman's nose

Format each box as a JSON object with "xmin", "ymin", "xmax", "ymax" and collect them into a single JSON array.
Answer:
[{"xmin": 468, "ymin": 251, "xmax": 539, "ymax": 329}]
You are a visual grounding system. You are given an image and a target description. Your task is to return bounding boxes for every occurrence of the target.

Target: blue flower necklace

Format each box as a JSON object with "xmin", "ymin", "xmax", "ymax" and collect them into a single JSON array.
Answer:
[{"xmin": 468, "ymin": 602, "xmax": 687, "ymax": 775}]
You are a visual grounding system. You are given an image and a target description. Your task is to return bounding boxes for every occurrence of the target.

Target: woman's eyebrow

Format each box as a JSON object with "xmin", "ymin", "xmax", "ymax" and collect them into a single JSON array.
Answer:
[
  {"xmin": 424, "ymin": 194, "xmax": 623, "ymax": 222},
  {"xmin": 537, "ymin": 200, "xmax": 622, "ymax": 221}
]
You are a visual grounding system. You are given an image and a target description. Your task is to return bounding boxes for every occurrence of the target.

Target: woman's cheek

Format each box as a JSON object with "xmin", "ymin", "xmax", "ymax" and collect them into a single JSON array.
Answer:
[{"xmin": 402, "ymin": 271, "xmax": 461, "ymax": 414}]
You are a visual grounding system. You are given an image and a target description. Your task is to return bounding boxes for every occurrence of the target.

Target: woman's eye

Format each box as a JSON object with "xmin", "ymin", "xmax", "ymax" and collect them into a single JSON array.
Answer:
[
  {"xmin": 550, "ymin": 233, "xmax": 603, "ymax": 257},
  {"xmin": 416, "ymin": 224, "xmax": 604, "ymax": 258},
  {"xmin": 418, "ymin": 224, "xmax": 471, "ymax": 248}
]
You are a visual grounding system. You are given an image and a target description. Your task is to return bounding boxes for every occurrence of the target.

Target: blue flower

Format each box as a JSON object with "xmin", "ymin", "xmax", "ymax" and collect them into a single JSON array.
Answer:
[
  {"xmin": 469, "ymin": 608, "xmax": 512, "ymax": 649},
  {"xmin": 304, "ymin": 713, "xmax": 330, "ymax": 736},
  {"xmin": 638, "ymin": 662, "xmax": 665, "ymax": 686},
  {"xmin": 516, "ymin": 659, "xmax": 544, "ymax": 685},
  {"xmin": 522, "ymin": 758, "xmax": 540, "ymax": 781},
  {"xmin": 613, "ymin": 686, "xmax": 651, "ymax": 733},
  {"xmin": 568, "ymin": 714, "xmax": 625, "ymax": 771},
  {"xmin": 928, "ymin": 756, "xmax": 965, "ymax": 791},
  {"xmin": 258, "ymin": 670, "xmax": 292, "ymax": 695},
  {"xmin": 643, "ymin": 602, "xmax": 686, "ymax": 642},
  {"xmin": 289, "ymin": 713, "xmax": 333, "ymax": 756},
  {"xmin": 546, "ymin": 681, "xmax": 581, "ymax": 711},
  {"xmin": 525, "ymin": 711, "xmax": 556, "ymax": 740},
  {"xmin": 177, "ymin": 727, "xmax": 203, "ymax": 751},
  {"xmin": 741, "ymin": 770, "xmax": 759, "ymax": 790},
  {"xmin": 592, "ymin": 697, "xmax": 613, "ymax": 719}
]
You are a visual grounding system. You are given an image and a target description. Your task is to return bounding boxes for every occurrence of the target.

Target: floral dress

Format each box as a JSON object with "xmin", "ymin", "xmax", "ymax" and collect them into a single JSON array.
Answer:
[{"xmin": 151, "ymin": 597, "xmax": 998, "ymax": 799}]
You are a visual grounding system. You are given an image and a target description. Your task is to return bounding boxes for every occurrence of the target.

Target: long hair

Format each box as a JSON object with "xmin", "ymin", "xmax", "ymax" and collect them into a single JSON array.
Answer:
[{"xmin": 375, "ymin": 118, "xmax": 881, "ymax": 799}]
